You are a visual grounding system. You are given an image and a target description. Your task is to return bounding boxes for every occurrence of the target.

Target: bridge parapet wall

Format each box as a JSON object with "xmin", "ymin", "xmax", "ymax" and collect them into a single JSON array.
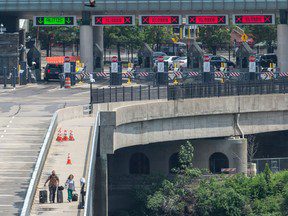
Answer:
[{"xmin": 111, "ymin": 94, "xmax": 288, "ymax": 151}]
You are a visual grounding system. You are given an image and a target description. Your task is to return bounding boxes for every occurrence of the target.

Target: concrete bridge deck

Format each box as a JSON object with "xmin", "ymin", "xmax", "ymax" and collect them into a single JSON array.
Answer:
[{"xmin": 0, "ymin": 83, "xmax": 90, "ymax": 215}]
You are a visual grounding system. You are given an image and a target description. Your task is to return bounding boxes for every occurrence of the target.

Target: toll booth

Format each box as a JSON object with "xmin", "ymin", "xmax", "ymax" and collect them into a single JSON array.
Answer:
[
  {"xmin": 235, "ymin": 42, "xmax": 254, "ymax": 80},
  {"xmin": 27, "ymin": 46, "xmax": 41, "ymax": 82},
  {"xmin": 187, "ymin": 40, "xmax": 204, "ymax": 71},
  {"xmin": 187, "ymin": 40, "xmax": 213, "ymax": 83},
  {"xmin": 94, "ymin": 43, "xmax": 103, "ymax": 74},
  {"xmin": 235, "ymin": 42, "xmax": 253, "ymax": 71},
  {"xmin": 138, "ymin": 43, "xmax": 153, "ymax": 69},
  {"xmin": 110, "ymin": 56, "xmax": 122, "ymax": 86}
]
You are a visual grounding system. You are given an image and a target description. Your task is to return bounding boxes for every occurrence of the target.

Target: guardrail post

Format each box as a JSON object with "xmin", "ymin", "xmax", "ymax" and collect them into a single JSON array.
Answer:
[
  {"xmin": 123, "ymin": 86, "xmax": 125, "ymax": 101},
  {"xmin": 102, "ymin": 88, "xmax": 105, "ymax": 103},
  {"xmin": 11, "ymin": 67, "xmax": 16, "ymax": 88},
  {"xmin": 90, "ymin": 82, "xmax": 93, "ymax": 109},
  {"xmin": 95, "ymin": 88, "xmax": 98, "ymax": 103},
  {"xmin": 109, "ymin": 87, "xmax": 111, "ymax": 102},
  {"xmin": 139, "ymin": 85, "xmax": 142, "ymax": 100},
  {"xmin": 148, "ymin": 85, "xmax": 151, "ymax": 100}
]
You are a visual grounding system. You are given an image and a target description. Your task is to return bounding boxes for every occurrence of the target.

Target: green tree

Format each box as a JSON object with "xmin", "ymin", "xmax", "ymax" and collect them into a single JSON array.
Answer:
[
  {"xmin": 197, "ymin": 26, "xmax": 230, "ymax": 55},
  {"xmin": 243, "ymin": 25, "xmax": 277, "ymax": 52},
  {"xmin": 28, "ymin": 21, "xmax": 79, "ymax": 56},
  {"xmin": 104, "ymin": 25, "xmax": 172, "ymax": 61}
]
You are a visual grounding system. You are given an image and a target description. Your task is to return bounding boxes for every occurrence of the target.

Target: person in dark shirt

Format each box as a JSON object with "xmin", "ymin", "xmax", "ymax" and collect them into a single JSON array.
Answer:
[{"xmin": 44, "ymin": 170, "xmax": 59, "ymax": 203}]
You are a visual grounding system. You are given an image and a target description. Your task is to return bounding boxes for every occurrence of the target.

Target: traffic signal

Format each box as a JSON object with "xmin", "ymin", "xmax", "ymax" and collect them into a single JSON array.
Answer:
[
  {"xmin": 84, "ymin": 0, "xmax": 95, "ymax": 7},
  {"xmin": 89, "ymin": 0, "xmax": 95, "ymax": 7}
]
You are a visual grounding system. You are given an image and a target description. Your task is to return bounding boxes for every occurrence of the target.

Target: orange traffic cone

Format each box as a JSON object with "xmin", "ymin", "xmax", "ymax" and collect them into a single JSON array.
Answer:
[
  {"xmin": 56, "ymin": 129, "xmax": 63, "ymax": 142},
  {"xmin": 63, "ymin": 130, "xmax": 69, "ymax": 141},
  {"xmin": 69, "ymin": 130, "xmax": 75, "ymax": 141},
  {"xmin": 66, "ymin": 153, "xmax": 72, "ymax": 165}
]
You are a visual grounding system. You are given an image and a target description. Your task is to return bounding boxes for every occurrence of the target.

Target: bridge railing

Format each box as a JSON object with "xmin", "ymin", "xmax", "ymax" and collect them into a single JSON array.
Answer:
[
  {"xmin": 253, "ymin": 157, "xmax": 288, "ymax": 173},
  {"xmin": 91, "ymin": 80, "xmax": 288, "ymax": 104},
  {"xmin": 167, "ymin": 80, "xmax": 288, "ymax": 100},
  {"xmin": 91, "ymin": 85, "xmax": 168, "ymax": 104},
  {"xmin": 84, "ymin": 112, "xmax": 100, "ymax": 216}
]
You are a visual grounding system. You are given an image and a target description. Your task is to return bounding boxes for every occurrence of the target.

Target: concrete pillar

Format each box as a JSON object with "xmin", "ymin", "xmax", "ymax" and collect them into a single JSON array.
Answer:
[
  {"xmin": 95, "ymin": 155, "xmax": 108, "ymax": 216},
  {"xmin": 228, "ymin": 137, "xmax": 247, "ymax": 174},
  {"xmin": 80, "ymin": 25, "xmax": 93, "ymax": 73},
  {"xmin": 94, "ymin": 26, "xmax": 104, "ymax": 51},
  {"xmin": 277, "ymin": 10, "xmax": 288, "ymax": 73},
  {"xmin": 192, "ymin": 137, "xmax": 247, "ymax": 174},
  {"xmin": 95, "ymin": 111, "xmax": 116, "ymax": 216},
  {"xmin": 277, "ymin": 24, "xmax": 288, "ymax": 73},
  {"xmin": 93, "ymin": 26, "xmax": 104, "ymax": 69}
]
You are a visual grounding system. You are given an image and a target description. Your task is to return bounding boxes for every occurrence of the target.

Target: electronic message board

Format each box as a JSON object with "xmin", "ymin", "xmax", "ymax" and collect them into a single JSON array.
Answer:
[
  {"xmin": 92, "ymin": 15, "xmax": 135, "ymax": 26},
  {"xmin": 187, "ymin": 15, "xmax": 228, "ymax": 25},
  {"xmin": 33, "ymin": 16, "xmax": 76, "ymax": 26},
  {"xmin": 139, "ymin": 15, "xmax": 181, "ymax": 25},
  {"xmin": 233, "ymin": 14, "xmax": 275, "ymax": 25}
]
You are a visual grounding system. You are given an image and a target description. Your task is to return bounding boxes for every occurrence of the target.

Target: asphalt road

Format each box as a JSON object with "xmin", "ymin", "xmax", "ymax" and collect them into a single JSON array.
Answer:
[{"xmin": 0, "ymin": 82, "xmax": 91, "ymax": 215}]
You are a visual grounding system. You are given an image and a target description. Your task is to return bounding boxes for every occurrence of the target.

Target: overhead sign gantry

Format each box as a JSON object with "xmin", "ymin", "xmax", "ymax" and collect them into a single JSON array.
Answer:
[{"xmin": 33, "ymin": 16, "xmax": 77, "ymax": 26}]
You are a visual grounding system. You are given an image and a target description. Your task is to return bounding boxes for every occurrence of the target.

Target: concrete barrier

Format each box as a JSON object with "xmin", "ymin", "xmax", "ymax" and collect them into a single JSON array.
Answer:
[
  {"xmin": 84, "ymin": 112, "xmax": 100, "ymax": 216},
  {"xmin": 20, "ymin": 105, "xmax": 86, "ymax": 216},
  {"xmin": 20, "ymin": 112, "xmax": 58, "ymax": 216}
]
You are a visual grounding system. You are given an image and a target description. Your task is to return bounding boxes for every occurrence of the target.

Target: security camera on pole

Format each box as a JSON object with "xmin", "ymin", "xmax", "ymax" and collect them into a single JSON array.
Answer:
[
  {"xmin": 110, "ymin": 56, "xmax": 122, "ymax": 86},
  {"xmin": 156, "ymin": 56, "xmax": 168, "ymax": 85}
]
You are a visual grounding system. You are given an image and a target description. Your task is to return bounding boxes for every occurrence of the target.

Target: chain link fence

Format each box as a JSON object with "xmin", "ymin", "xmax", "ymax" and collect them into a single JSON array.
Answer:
[{"xmin": 252, "ymin": 157, "xmax": 288, "ymax": 173}]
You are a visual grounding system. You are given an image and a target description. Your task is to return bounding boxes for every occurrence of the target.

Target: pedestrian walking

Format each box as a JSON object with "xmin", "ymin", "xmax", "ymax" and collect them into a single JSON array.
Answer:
[
  {"xmin": 44, "ymin": 170, "xmax": 59, "ymax": 203},
  {"xmin": 65, "ymin": 174, "xmax": 75, "ymax": 202},
  {"xmin": 80, "ymin": 177, "xmax": 86, "ymax": 208}
]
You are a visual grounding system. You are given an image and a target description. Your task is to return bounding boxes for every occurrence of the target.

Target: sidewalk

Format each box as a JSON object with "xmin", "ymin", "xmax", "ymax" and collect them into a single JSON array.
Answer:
[{"xmin": 30, "ymin": 117, "xmax": 94, "ymax": 216}]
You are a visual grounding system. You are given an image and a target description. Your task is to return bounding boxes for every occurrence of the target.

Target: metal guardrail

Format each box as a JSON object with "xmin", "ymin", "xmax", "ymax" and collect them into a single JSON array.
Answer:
[
  {"xmin": 20, "ymin": 112, "xmax": 58, "ymax": 216},
  {"xmin": 91, "ymin": 85, "xmax": 167, "ymax": 104},
  {"xmin": 253, "ymin": 157, "xmax": 288, "ymax": 173},
  {"xmin": 167, "ymin": 80, "xmax": 288, "ymax": 100},
  {"xmin": 84, "ymin": 112, "xmax": 100, "ymax": 216},
  {"xmin": 91, "ymin": 80, "xmax": 288, "ymax": 104}
]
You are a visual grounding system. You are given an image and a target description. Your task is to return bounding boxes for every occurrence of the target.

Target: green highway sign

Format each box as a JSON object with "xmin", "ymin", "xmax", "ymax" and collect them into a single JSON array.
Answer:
[{"xmin": 33, "ymin": 16, "xmax": 77, "ymax": 26}]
